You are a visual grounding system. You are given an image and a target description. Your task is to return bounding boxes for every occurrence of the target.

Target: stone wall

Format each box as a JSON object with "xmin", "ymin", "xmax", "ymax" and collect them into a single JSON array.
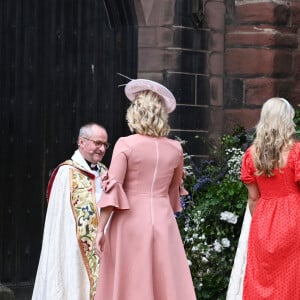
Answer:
[
  {"xmin": 134, "ymin": 0, "xmax": 225, "ymax": 158},
  {"xmin": 225, "ymin": 0, "xmax": 300, "ymax": 131},
  {"xmin": 133, "ymin": 0, "xmax": 300, "ymax": 157}
]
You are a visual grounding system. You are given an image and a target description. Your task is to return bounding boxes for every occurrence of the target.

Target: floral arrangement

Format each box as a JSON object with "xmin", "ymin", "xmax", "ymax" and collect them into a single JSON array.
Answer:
[{"xmin": 176, "ymin": 126, "xmax": 253, "ymax": 299}]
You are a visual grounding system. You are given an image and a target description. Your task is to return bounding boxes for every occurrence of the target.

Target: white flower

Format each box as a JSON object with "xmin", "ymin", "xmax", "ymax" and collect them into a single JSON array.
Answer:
[
  {"xmin": 187, "ymin": 259, "xmax": 192, "ymax": 266},
  {"xmin": 225, "ymin": 147, "xmax": 244, "ymax": 180},
  {"xmin": 202, "ymin": 256, "xmax": 208, "ymax": 263},
  {"xmin": 221, "ymin": 237, "xmax": 230, "ymax": 248},
  {"xmin": 220, "ymin": 211, "xmax": 238, "ymax": 224},
  {"xmin": 213, "ymin": 240, "xmax": 222, "ymax": 253}
]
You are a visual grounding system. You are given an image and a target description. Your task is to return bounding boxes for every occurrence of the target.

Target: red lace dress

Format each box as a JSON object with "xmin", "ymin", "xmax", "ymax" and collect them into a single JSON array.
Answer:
[{"xmin": 241, "ymin": 143, "xmax": 300, "ymax": 299}]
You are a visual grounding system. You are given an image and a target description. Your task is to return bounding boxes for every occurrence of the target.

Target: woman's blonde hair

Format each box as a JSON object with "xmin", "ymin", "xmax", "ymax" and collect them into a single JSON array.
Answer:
[
  {"xmin": 126, "ymin": 90, "xmax": 170, "ymax": 136},
  {"xmin": 253, "ymin": 97, "xmax": 296, "ymax": 176}
]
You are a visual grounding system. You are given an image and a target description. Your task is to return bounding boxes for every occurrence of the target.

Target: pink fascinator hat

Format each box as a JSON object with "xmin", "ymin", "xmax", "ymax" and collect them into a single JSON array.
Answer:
[{"xmin": 124, "ymin": 78, "xmax": 176, "ymax": 113}]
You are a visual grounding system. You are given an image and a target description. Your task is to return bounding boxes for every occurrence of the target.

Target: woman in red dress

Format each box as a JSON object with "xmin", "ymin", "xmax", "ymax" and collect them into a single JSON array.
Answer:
[{"xmin": 241, "ymin": 97, "xmax": 300, "ymax": 299}]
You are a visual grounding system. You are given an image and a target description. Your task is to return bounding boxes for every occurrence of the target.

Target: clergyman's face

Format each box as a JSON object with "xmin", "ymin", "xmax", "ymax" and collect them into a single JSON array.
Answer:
[{"xmin": 78, "ymin": 125, "xmax": 108, "ymax": 164}]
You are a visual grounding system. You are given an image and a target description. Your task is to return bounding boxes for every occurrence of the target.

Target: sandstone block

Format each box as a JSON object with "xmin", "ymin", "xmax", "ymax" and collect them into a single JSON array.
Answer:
[
  {"xmin": 293, "ymin": 50, "xmax": 300, "ymax": 79},
  {"xmin": 235, "ymin": 2, "xmax": 289, "ymax": 24},
  {"xmin": 224, "ymin": 108, "xmax": 261, "ymax": 132},
  {"xmin": 245, "ymin": 78, "xmax": 293, "ymax": 105},
  {"xmin": 139, "ymin": 48, "xmax": 180, "ymax": 72},
  {"xmin": 210, "ymin": 76, "xmax": 223, "ymax": 107},
  {"xmin": 225, "ymin": 48, "xmax": 292, "ymax": 76},
  {"xmin": 291, "ymin": 1, "xmax": 300, "ymax": 25},
  {"xmin": 138, "ymin": 27, "xmax": 173, "ymax": 47},
  {"xmin": 204, "ymin": 0, "xmax": 226, "ymax": 31},
  {"xmin": 209, "ymin": 52, "xmax": 224, "ymax": 75},
  {"xmin": 226, "ymin": 27, "xmax": 298, "ymax": 48}
]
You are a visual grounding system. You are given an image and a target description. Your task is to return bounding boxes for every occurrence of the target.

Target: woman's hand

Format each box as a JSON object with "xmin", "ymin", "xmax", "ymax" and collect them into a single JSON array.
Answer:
[
  {"xmin": 95, "ymin": 230, "xmax": 105, "ymax": 257},
  {"xmin": 94, "ymin": 206, "xmax": 113, "ymax": 257}
]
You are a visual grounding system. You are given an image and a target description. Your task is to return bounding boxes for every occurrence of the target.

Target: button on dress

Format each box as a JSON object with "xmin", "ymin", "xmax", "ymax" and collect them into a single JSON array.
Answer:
[
  {"xmin": 95, "ymin": 134, "xmax": 196, "ymax": 300},
  {"xmin": 241, "ymin": 143, "xmax": 300, "ymax": 299}
]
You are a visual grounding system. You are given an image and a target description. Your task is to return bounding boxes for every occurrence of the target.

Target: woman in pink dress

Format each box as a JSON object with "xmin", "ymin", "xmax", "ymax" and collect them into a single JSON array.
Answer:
[
  {"xmin": 94, "ymin": 79, "xmax": 196, "ymax": 300},
  {"xmin": 241, "ymin": 97, "xmax": 300, "ymax": 299}
]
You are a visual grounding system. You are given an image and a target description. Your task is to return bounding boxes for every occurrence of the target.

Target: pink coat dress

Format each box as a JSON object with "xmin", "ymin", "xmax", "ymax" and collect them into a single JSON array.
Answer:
[{"xmin": 95, "ymin": 134, "xmax": 196, "ymax": 300}]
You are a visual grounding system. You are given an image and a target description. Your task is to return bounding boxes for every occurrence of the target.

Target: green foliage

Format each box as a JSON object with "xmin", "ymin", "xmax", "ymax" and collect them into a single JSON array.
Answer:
[
  {"xmin": 294, "ymin": 108, "xmax": 300, "ymax": 138},
  {"xmin": 176, "ymin": 126, "xmax": 251, "ymax": 299}
]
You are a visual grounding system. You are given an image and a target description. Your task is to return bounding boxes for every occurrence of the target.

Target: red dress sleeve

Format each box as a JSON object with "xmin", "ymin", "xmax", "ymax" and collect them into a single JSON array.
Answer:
[
  {"xmin": 240, "ymin": 148, "xmax": 256, "ymax": 184},
  {"xmin": 97, "ymin": 138, "xmax": 130, "ymax": 210},
  {"xmin": 294, "ymin": 142, "xmax": 300, "ymax": 183}
]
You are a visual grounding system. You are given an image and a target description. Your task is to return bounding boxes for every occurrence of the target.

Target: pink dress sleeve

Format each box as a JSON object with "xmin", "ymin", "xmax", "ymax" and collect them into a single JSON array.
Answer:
[
  {"xmin": 240, "ymin": 148, "xmax": 256, "ymax": 184},
  {"xmin": 97, "ymin": 139, "xmax": 130, "ymax": 211},
  {"xmin": 168, "ymin": 142, "xmax": 188, "ymax": 213}
]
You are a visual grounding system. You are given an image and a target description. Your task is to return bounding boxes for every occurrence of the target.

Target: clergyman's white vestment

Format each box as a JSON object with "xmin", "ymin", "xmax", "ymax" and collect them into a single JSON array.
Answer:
[
  {"xmin": 32, "ymin": 150, "xmax": 105, "ymax": 300},
  {"xmin": 226, "ymin": 205, "xmax": 251, "ymax": 300}
]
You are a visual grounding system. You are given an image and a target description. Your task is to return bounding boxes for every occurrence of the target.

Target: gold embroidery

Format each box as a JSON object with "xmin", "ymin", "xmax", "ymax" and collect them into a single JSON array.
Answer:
[{"xmin": 69, "ymin": 163, "xmax": 107, "ymax": 299}]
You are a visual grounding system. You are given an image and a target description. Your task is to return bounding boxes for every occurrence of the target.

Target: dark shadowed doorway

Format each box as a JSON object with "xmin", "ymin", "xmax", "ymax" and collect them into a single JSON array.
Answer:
[{"xmin": 0, "ymin": 0, "xmax": 137, "ymax": 297}]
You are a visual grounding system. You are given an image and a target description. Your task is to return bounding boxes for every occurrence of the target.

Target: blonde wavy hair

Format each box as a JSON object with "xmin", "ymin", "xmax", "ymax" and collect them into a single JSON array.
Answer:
[
  {"xmin": 253, "ymin": 97, "xmax": 296, "ymax": 177},
  {"xmin": 126, "ymin": 90, "xmax": 170, "ymax": 136}
]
